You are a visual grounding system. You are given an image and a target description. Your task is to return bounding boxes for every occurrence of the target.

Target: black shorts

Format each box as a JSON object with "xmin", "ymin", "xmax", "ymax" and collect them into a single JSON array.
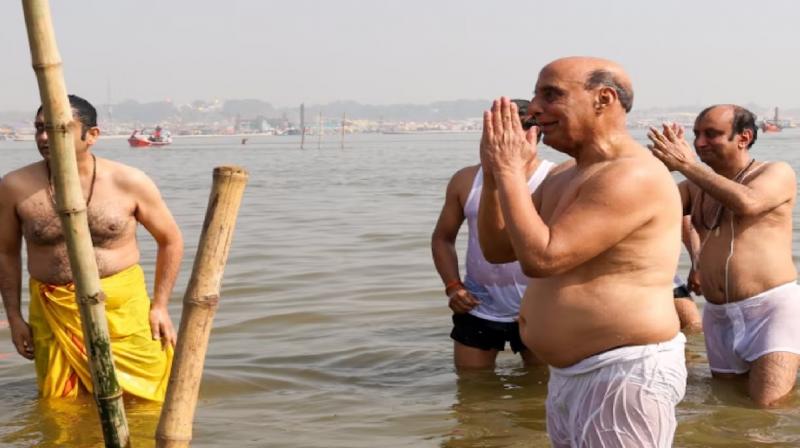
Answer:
[
  {"xmin": 450, "ymin": 313, "xmax": 527, "ymax": 353},
  {"xmin": 673, "ymin": 284, "xmax": 691, "ymax": 299}
]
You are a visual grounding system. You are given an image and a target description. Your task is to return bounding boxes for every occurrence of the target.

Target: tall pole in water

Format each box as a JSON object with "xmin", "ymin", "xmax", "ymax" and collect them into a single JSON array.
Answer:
[
  {"xmin": 106, "ymin": 77, "xmax": 113, "ymax": 134},
  {"xmin": 300, "ymin": 103, "xmax": 305, "ymax": 149},
  {"xmin": 340, "ymin": 112, "xmax": 346, "ymax": 150},
  {"xmin": 318, "ymin": 111, "xmax": 322, "ymax": 149},
  {"xmin": 21, "ymin": 1, "xmax": 130, "ymax": 446},
  {"xmin": 156, "ymin": 166, "xmax": 248, "ymax": 448}
]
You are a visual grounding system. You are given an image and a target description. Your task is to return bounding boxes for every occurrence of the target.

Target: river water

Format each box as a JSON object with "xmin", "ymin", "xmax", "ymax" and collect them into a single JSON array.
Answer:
[{"xmin": 1, "ymin": 130, "xmax": 800, "ymax": 447}]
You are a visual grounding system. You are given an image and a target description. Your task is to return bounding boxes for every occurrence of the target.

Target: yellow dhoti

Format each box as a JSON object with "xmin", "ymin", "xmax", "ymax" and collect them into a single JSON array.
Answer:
[{"xmin": 29, "ymin": 264, "xmax": 173, "ymax": 401}]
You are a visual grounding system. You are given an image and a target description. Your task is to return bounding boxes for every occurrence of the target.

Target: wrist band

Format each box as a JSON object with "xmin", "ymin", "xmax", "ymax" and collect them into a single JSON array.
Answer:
[{"xmin": 444, "ymin": 279, "xmax": 464, "ymax": 294}]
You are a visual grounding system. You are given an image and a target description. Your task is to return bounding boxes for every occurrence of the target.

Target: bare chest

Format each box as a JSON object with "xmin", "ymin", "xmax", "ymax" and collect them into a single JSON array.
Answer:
[
  {"xmin": 538, "ymin": 170, "xmax": 585, "ymax": 223},
  {"xmin": 19, "ymin": 192, "xmax": 136, "ymax": 247},
  {"xmin": 690, "ymin": 191, "xmax": 728, "ymax": 235}
]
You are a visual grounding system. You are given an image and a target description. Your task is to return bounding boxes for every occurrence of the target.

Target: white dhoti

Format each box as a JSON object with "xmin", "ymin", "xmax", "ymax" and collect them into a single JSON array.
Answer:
[
  {"xmin": 546, "ymin": 333, "xmax": 687, "ymax": 448},
  {"xmin": 703, "ymin": 282, "xmax": 800, "ymax": 374}
]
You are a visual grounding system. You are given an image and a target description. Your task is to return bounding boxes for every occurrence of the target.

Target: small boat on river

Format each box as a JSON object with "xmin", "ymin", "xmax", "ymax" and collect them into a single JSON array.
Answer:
[
  {"xmin": 128, "ymin": 126, "xmax": 173, "ymax": 148},
  {"xmin": 760, "ymin": 107, "xmax": 784, "ymax": 133}
]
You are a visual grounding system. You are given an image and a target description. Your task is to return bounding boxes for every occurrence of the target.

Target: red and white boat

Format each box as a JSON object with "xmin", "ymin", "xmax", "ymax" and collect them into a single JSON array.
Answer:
[
  {"xmin": 128, "ymin": 128, "xmax": 173, "ymax": 148},
  {"xmin": 759, "ymin": 107, "xmax": 783, "ymax": 133}
]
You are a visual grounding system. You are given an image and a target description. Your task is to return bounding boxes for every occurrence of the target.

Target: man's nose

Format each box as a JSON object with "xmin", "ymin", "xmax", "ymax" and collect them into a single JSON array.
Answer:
[{"xmin": 694, "ymin": 135, "xmax": 705, "ymax": 149}]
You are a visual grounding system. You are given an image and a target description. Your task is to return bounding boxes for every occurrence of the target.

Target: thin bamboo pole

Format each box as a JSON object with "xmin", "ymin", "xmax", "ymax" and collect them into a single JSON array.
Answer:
[
  {"xmin": 156, "ymin": 166, "xmax": 248, "ymax": 448},
  {"xmin": 20, "ymin": 1, "xmax": 129, "ymax": 447}
]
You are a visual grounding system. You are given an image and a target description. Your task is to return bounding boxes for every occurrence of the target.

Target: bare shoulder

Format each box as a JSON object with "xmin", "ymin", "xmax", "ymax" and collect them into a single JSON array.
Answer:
[
  {"xmin": 451, "ymin": 164, "xmax": 480, "ymax": 183},
  {"xmin": 609, "ymin": 152, "xmax": 671, "ymax": 182},
  {"xmin": 588, "ymin": 154, "xmax": 676, "ymax": 203},
  {"xmin": 0, "ymin": 162, "xmax": 45, "ymax": 196},
  {"xmin": 101, "ymin": 158, "xmax": 157, "ymax": 191},
  {"xmin": 749, "ymin": 160, "xmax": 796, "ymax": 184},
  {"xmin": 448, "ymin": 164, "xmax": 480, "ymax": 195}
]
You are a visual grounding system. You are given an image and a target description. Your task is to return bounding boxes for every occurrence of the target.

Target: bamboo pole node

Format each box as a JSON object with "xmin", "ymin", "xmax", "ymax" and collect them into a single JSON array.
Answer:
[
  {"xmin": 96, "ymin": 390, "xmax": 125, "ymax": 402},
  {"xmin": 31, "ymin": 61, "xmax": 62, "ymax": 70},
  {"xmin": 56, "ymin": 206, "xmax": 87, "ymax": 215},
  {"xmin": 77, "ymin": 291, "xmax": 106, "ymax": 306},
  {"xmin": 43, "ymin": 122, "xmax": 71, "ymax": 131},
  {"xmin": 187, "ymin": 294, "xmax": 220, "ymax": 307}
]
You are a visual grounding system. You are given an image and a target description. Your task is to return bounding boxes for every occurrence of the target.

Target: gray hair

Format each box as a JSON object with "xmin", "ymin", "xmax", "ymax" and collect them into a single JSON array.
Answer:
[{"xmin": 584, "ymin": 69, "xmax": 633, "ymax": 113}]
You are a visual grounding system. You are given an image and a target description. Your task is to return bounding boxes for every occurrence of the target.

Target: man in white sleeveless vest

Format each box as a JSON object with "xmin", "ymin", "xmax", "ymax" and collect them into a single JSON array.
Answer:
[
  {"xmin": 432, "ymin": 99, "xmax": 554, "ymax": 370},
  {"xmin": 648, "ymin": 105, "xmax": 800, "ymax": 407}
]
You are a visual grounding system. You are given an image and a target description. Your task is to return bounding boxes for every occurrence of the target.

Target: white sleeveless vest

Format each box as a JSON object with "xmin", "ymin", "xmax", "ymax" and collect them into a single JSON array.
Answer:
[{"xmin": 463, "ymin": 160, "xmax": 555, "ymax": 322}]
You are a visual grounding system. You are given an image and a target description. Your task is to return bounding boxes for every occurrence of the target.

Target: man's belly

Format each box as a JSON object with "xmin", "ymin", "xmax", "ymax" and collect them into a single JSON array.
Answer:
[
  {"xmin": 27, "ymin": 245, "xmax": 141, "ymax": 285},
  {"xmin": 699, "ymin": 238, "xmax": 796, "ymax": 303},
  {"xmin": 520, "ymin": 283, "xmax": 680, "ymax": 368}
]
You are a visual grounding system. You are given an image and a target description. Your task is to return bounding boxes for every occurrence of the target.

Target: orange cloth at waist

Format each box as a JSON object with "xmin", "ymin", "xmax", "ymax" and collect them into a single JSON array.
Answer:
[{"xmin": 29, "ymin": 264, "xmax": 173, "ymax": 401}]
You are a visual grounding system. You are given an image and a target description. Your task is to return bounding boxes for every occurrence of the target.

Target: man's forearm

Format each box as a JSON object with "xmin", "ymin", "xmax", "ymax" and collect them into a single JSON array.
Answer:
[
  {"xmin": 679, "ymin": 162, "xmax": 755, "ymax": 214},
  {"xmin": 477, "ymin": 181, "xmax": 516, "ymax": 263},
  {"xmin": 0, "ymin": 254, "xmax": 23, "ymax": 320},
  {"xmin": 681, "ymin": 216, "xmax": 700, "ymax": 267},
  {"xmin": 494, "ymin": 170, "xmax": 551, "ymax": 275},
  {"xmin": 432, "ymin": 240, "xmax": 461, "ymax": 285},
  {"xmin": 152, "ymin": 242, "xmax": 183, "ymax": 307}
]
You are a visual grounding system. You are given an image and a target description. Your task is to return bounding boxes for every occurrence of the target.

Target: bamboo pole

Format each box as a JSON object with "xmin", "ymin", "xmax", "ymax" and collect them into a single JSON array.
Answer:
[
  {"xmin": 20, "ymin": 1, "xmax": 129, "ymax": 446},
  {"xmin": 156, "ymin": 166, "xmax": 248, "ymax": 448}
]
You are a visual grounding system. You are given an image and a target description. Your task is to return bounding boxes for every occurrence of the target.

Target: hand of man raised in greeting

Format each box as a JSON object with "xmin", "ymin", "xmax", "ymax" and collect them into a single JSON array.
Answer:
[
  {"xmin": 647, "ymin": 122, "xmax": 696, "ymax": 171},
  {"xmin": 480, "ymin": 97, "xmax": 539, "ymax": 179}
]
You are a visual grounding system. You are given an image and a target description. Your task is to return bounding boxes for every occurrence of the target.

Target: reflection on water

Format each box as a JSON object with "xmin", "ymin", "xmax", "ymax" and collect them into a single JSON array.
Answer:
[
  {"xmin": 1, "ymin": 392, "xmax": 161, "ymax": 447},
  {"xmin": 444, "ymin": 361, "xmax": 550, "ymax": 448},
  {"xmin": 1, "ymin": 130, "xmax": 800, "ymax": 447}
]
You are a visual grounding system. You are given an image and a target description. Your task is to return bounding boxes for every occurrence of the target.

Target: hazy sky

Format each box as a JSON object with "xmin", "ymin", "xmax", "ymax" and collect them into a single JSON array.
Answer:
[{"xmin": 2, "ymin": 0, "xmax": 799, "ymax": 111}]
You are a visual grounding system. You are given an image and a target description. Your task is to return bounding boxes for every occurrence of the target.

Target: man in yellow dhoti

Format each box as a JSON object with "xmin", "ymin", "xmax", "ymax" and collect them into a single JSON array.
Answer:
[
  {"xmin": 30, "ymin": 265, "xmax": 173, "ymax": 400},
  {"xmin": 0, "ymin": 95, "xmax": 183, "ymax": 401}
]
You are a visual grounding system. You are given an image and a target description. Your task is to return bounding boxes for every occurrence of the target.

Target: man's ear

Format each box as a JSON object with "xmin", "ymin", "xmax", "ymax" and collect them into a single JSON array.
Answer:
[
  {"xmin": 84, "ymin": 126, "xmax": 100, "ymax": 144},
  {"xmin": 595, "ymin": 86, "xmax": 616, "ymax": 112},
  {"xmin": 738, "ymin": 129, "xmax": 753, "ymax": 149}
]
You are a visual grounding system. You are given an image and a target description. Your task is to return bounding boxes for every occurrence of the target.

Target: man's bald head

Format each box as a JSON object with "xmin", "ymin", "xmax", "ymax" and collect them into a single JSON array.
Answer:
[
  {"xmin": 540, "ymin": 57, "xmax": 634, "ymax": 113},
  {"xmin": 530, "ymin": 57, "xmax": 634, "ymax": 153}
]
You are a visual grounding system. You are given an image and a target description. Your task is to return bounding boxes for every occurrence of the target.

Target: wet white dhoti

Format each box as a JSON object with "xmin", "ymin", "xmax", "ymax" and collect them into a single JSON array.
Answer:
[
  {"xmin": 546, "ymin": 333, "xmax": 687, "ymax": 448},
  {"xmin": 703, "ymin": 281, "xmax": 800, "ymax": 374}
]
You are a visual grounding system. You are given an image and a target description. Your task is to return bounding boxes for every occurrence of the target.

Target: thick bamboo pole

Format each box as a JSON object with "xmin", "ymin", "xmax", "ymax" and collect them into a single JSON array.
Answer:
[
  {"xmin": 156, "ymin": 166, "xmax": 248, "ymax": 448},
  {"xmin": 20, "ymin": 2, "xmax": 130, "ymax": 447}
]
